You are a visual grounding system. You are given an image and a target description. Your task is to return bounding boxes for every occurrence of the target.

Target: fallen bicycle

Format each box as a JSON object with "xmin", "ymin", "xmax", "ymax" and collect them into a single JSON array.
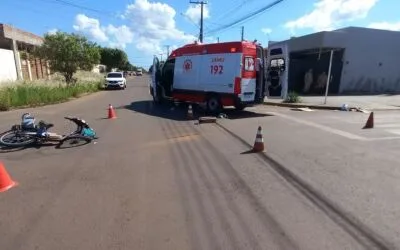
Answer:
[{"xmin": 0, "ymin": 113, "xmax": 98, "ymax": 148}]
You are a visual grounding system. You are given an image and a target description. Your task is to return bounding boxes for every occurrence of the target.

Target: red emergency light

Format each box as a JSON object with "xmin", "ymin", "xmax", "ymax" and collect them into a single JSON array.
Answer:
[{"xmin": 234, "ymin": 77, "xmax": 241, "ymax": 94}]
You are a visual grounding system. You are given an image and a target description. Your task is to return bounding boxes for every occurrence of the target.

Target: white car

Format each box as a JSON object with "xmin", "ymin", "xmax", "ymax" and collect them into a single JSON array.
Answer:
[
  {"xmin": 136, "ymin": 69, "xmax": 143, "ymax": 76},
  {"xmin": 105, "ymin": 72, "xmax": 127, "ymax": 90}
]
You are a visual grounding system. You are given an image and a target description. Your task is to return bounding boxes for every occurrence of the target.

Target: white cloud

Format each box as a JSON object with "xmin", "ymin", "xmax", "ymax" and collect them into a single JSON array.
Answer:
[
  {"xmin": 122, "ymin": 0, "xmax": 197, "ymax": 54},
  {"xmin": 47, "ymin": 28, "xmax": 58, "ymax": 35},
  {"xmin": 73, "ymin": 14, "xmax": 134, "ymax": 49},
  {"xmin": 261, "ymin": 28, "xmax": 272, "ymax": 34},
  {"xmin": 105, "ymin": 24, "xmax": 134, "ymax": 49},
  {"xmin": 72, "ymin": 0, "xmax": 197, "ymax": 55},
  {"xmin": 184, "ymin": 4, "xmax": 210, "ymax": 23},
  {"xmin": 368, "ymin": 21, "xmax": 400, "ymax": 31},
  {"xmin": 73, "ymin": 14, "xmax": 108, "ymax": 42},
  {"xmin": 285, "ymin": 0, "xmax": 379, "ymax": 32}
]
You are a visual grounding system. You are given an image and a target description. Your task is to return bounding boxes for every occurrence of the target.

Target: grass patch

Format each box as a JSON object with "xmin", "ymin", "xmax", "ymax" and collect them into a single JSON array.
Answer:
[
  {"xmin": 0, "ymin": 71, "xmax": 103, "ymax": 111},
  {"xmin": 283, "ymin": 91, "xmax": 302, "ymax": 103}
]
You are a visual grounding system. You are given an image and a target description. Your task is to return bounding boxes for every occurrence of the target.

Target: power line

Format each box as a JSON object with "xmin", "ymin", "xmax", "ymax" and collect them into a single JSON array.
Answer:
[
  {"xmin": 205, "ymin": 0, "xmax": 284, "ymax": 35},
  {"xmin": 215, "ymin": 0, "xmax": 246, "ymax": 22},
  {"xmin": 40, "ymin": 0, "xmax": 112, "ymax": 15},
  {"xmin": 180, "ymin": 12, "xmax": 200, "ymax": 28}
]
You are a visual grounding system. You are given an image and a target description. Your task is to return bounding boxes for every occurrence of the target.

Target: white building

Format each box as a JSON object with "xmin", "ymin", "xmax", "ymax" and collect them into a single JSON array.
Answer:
[
  {"xmin": 0, "ymin": 23, "xmax": 49, "ymax": 84},
  {"xmin": 266, "ymin": 27, "xmax": 400, "ymax": 98}
]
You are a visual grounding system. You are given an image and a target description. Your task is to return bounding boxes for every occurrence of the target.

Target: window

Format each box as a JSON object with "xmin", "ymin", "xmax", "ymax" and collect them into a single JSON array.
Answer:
[
  {"xmin": 269, "ymin": 58, "xmax": 285, "ymax": 71},
  {"xmin": 107, "ymin": 73, "xmax": 123, "ymax": 78},
  {"xmin": 269, "ymin": 48, "xmax": 283, "ymax": 56},
  {"xmin": 270, "ymin": 58, "xmax": 285, "ymax": 67},
  {"xmin": 244, "ymin": 57, "xmax": 255, "ymax": 71}
]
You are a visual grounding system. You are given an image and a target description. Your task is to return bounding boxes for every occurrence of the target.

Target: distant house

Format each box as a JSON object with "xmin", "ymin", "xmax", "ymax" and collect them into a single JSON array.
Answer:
[
  {"xmin": 92, "ymin": 64, "xmax": 106, "ymax": 74},
  {"xmin": 0, "ymin": 23, "xmax": 50, "ymax": 83}
]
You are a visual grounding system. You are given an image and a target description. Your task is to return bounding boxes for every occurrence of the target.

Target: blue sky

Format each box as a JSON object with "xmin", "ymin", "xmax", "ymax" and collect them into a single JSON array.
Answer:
[{"xmin": 1, "ymin": 0, "xmax": 399, "ymax": 68}]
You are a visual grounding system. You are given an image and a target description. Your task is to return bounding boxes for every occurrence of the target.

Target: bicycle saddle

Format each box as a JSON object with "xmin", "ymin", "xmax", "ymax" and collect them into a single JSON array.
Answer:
[{"xmin": 38, "ymin": 120, "xmax": 54, "ymax": 129}]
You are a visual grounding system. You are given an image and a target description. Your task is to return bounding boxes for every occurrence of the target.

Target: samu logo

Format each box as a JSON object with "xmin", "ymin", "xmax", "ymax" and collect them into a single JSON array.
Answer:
[{"xmin": 183, "ymin": 59, "xmax": 192, "ymax": 72}]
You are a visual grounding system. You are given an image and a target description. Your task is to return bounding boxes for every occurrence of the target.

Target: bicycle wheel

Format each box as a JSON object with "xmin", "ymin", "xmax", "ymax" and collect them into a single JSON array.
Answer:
[
  {"xmin": 56, "ymin": 135, "xmax": 92, "ymax": 149},
  {"xmin": 0, "ymin": 130, "xmax": 36, "ymax": 147}
]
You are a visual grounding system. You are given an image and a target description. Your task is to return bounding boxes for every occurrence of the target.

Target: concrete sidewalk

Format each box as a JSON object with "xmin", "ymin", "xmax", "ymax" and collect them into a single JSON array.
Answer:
[{"xmin": 264, "ymin": 95, "xmax": 400, "ymax": 111}]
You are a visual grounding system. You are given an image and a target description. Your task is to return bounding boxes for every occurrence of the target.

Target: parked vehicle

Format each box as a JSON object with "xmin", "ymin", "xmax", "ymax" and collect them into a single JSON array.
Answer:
[
  {"xmin": 104, "ymin": 72, "xmax": 127, "ymax": 89},
  {"xmin": 150, "ymin": 41, "xmax": 266, "ymax": 113},
  {"xmin": 0, "ymin": 114, "xmax": 98, "ymax": 148}
]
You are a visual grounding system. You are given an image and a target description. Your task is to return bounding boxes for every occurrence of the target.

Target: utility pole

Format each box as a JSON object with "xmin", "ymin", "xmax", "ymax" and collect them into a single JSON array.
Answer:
[
  {"xmin": 165, "ymin": 45, "xmax": 170, "ymax": 57},
  {"xmin": 241, "ymin": 26, "xmax": 244, "ymax": 41},
  {"xmin": 189, "ymin": 1, "xmax": 207, "ymax": 43},
  {"xmin": 217, "ymin": 37, "xmax": 219, "ymax": 43}
]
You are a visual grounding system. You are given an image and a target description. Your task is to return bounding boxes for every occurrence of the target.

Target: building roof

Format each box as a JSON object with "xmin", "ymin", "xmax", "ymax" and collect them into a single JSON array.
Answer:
[
  {"xmin": 269, "ymin": 26, "xmax": 400, "ymax": 53},
  {"xmin": 0, "ymin": 24, "xmax": 43, "ymax": 46}
]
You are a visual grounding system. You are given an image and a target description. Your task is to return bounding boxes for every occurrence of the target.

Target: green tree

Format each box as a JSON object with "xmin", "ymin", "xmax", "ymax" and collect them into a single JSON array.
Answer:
[
  {"xmin": 35, "ymin": 32, "xmax": 100, "ymax": 84},
  {"xmin": 100, "ymin": 47, "xmax": 129, "ymax": 71},
  {"xmin": 120, "ymin": 61, "xmax": 136, "ymax": 71}
]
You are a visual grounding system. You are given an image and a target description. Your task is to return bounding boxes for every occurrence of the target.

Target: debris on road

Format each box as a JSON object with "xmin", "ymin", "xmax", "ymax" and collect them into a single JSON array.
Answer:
[
  {"xmin": 198, "ymin": 116, "xmax": 217, "ymax": 124},
  {"xmin": 218, "ymin": 113, "xmax": 228, "ymax": 119},
  {"xmin": 341, "ymin": 104, "xmax": 350, "ymax": 111},
  {"xmin": 350, "ymin": 107, "xmax": 370, "ymax": 113},
  {"xmin": 291, "ymin": 107, "xmax": 314, "ymax": 112}
]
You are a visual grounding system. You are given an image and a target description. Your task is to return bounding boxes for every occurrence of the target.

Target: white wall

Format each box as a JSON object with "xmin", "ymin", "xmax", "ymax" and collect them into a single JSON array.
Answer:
[
  {"xmin": 0, "ymin": 48, "xmax": 17, "ymax": 83},
  {"xmin": 324, "ymin": 28, "xmax": 400, "ymax": 94}
]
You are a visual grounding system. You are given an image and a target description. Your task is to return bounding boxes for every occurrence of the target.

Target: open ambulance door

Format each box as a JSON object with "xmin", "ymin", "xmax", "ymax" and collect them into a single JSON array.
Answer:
[
  {"xmin": 265, "ymin": 43, "xmax": 289, "ymax": 99},
  {"xmin": 151, "ymin": 56, "xmax": 161, "ymax": 103},
  {"xmin": 255, "ymin": 44, "xmax": 266, "ymax": 103}
]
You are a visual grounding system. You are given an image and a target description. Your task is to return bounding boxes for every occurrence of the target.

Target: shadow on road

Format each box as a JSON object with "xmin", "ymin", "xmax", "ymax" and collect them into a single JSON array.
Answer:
[
  {"xmin": 0, "ymin": 143, "xmax": 56, "ymax": 153},
  {"xmin": 123, "ymin": 100, "xmax": 189, "ymax": 121},
  {"xmin": 221, "ymin": 109, "xmax": 273, "ymax": 120},
  {"xmin": 124, "ymin": 100, "xmax": 273, "ymax": 121},
  {"xmin": 0, "ymin": 140, "xmax": 93, "ymax": 153}
]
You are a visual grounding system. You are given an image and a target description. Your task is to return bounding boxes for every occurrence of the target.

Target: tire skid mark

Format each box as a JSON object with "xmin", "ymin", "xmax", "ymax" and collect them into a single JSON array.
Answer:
[
  {"xmin": 164, "ymin": 119, "xmax": 221, "ymax": 250},
  {"xmin": 215, "ymin": 122, "xmax": 394, "ymax": 250},
  {"xmin": 174, "ymin": 121, "xmax": 241, "ymax": 250},
  {"xmin": 189, "ymin": 124, "xmax": 298, "ymax": 250},
  {"xmin": 182, "ymin": 128, "xmax": 263, "ymax": 250},
  {"xmin": 157, "ymin": 118, "xmax": 206, "ymax": 250}
]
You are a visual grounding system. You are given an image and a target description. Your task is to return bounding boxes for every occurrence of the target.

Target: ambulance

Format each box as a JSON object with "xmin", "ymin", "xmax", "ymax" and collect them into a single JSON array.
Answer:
[{"xmin": 150, "ymin": 41, "xmax": 266, "ymax": 112}]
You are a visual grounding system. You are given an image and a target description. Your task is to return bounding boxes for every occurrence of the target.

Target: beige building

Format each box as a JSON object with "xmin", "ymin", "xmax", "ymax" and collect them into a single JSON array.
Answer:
[{"xmin": 0, "ymin": 23, "xmax": 50, "ymax": 83}]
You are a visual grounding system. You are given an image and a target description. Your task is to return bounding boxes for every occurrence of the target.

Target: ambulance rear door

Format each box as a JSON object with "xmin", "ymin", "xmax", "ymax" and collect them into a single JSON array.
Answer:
[
  {"xmin": 241, "ymin": 46, "xmax": 257, "ymax": 103},
  {"xmin": 199, "ymin": 52, "xmax": 241, "ymax": 94}
]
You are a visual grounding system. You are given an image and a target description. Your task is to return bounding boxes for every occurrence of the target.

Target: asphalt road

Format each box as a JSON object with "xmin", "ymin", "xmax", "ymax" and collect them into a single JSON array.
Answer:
[{"xmin": 0, "ymin": 75, "xmax": 398, "ymax": 250}]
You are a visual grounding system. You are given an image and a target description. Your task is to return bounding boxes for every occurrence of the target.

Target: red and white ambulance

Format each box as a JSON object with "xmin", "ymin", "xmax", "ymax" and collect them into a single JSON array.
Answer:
[{"xmin": 150, "ymin": 40, "xmax": 266, "ymax": 112}]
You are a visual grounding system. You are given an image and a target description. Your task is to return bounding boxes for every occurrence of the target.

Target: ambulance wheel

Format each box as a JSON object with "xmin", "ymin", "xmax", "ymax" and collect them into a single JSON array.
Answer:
[
  {"xmin": 206, "ymin": 95, "xmax": 221, "ymax": 114},
  {"xmin": 152, "ymin": 86, "xmax": 161, "ymax": 104},
  {"xmin": 153, "ymin": 94, "xmax": 161, "ymax": 105}
]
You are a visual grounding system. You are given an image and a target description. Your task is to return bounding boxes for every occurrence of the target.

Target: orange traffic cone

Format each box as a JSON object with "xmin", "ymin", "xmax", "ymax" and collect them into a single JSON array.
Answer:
[
  {"xmin": 252, "ymin": 126, "xmax": 265, "ymax": 152},
  {"xmin": 108, "ymin": 104, "xmax": 117, "ymax": 119},
  {"xmin": 363, "ymin": 112, "xmax": 374, "ymax": 129},
  {"xmin": 187, "ymin": 104, "xmax": 194, "ymax": 120},
  {"xmin": 0, "ymin": 162, "xmax": 17, "ymax": 192}
]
